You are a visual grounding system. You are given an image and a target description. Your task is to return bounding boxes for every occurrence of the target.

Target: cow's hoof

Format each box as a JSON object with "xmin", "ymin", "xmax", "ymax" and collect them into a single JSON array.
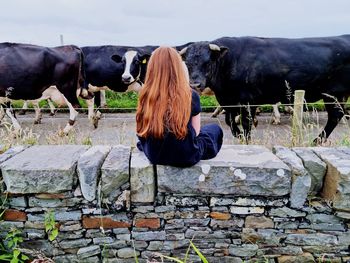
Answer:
[
  {"xmin": 34, "ymin": 119, "xmax": 41, "ymax": 124},
  {"xmin": 272, "ymin": 117, "xmax": 281, "ymax": 125},
  {"xmin": 93, "ymin": 118, "xmax": 99, "ymax": 129},
  {"xmin": 49, "ymin": 112, "xmax": 55, "ymax": 117},
  {"xmin": 18, "ymin": 110, "xmax": 26, "ymax": 115},
  {"xmin": 312, "ymin": 137, "xmax": 327, "ymax": 146},
  {"xmin": 92, "ymin": 111, "xmax": 102, "ymax": 129}
]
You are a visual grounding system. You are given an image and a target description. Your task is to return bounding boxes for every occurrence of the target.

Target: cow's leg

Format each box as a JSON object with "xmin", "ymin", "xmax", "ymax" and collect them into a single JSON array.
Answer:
[
  {"xmin": 0, "ymin": 104, "xmax": 5, "ymax": 121},
  {"xmin": 86, "ymin": 97, "xmax": 101, "ymax": 129},
  {"xmin": 47, "ymin": 98, "xmax": 56, "ymax": 116},
  {"xmin": 94, "ymin": 91, "xmax": 101, "ymax": 108},
  {"xmin": 212, "ymin": 106, "xmax": 223, "ymax": 118},
  {"xmin": 5, "ymin": 102, "xmax": 21, "ymax": 132},
  {"xmin": 241, "ymin": 105, "xmax": 256, "ymax": 144},
  {"xmin": 285, "ymin": 105, "xmax": 294, "ymax": 114},
  {"xmin": 18, "ymin": 101, "xmax": 28, "ymax": 115},
  {"xmin": 272, "ymin": 102, "xmax": 281, "ymax": 124},
  {"xmin": 61, "ymin": 96, "xmax": 79, "ymax": 134},
  {"xmin": 314, "ymin": 95, "xmax": 344, "ymax": 144},
  {"xmin": 100, "ymin": 90, "xmax": 107, "ymax": 108},
  {"xmin": 225, "ymin": 109, "xmax": 241, "ymax": 138},
  {"xmin": 32, "ymin": 100, "xmax": 42, "ymax": 124}
]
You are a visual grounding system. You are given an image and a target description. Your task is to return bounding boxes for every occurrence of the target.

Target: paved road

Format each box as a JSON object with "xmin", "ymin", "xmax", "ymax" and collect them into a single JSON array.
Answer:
[{"xmin": 1, "ymin": 111, "xmax": 349, "ymax": 148}]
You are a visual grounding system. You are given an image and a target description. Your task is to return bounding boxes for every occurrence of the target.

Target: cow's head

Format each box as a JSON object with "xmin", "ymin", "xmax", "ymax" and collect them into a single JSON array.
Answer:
[
  {"xmin": 111, "ymin": 50, "xmax": 150, "ymax": 85},
  {"xmin": 179, "ymin": 42, "xmax": 228, "ymax": 91}
]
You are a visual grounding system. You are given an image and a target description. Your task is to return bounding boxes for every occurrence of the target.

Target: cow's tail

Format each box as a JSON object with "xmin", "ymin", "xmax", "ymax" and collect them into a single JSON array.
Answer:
[{"xmin": 77, "ymin": 48, "xmax": 93, "ymax": 100}]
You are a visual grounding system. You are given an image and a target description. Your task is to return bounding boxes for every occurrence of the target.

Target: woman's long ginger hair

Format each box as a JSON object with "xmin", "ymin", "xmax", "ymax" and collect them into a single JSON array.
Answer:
[{"xmin": 136, "ymin": 46, "xmax": 191, "ymax": 140}]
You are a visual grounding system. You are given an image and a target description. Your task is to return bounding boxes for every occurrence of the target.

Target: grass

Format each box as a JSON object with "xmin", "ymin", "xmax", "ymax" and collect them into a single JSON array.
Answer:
[{"xmin": 11, "ymin": 91, "xmax": 349, "ymax": 113}]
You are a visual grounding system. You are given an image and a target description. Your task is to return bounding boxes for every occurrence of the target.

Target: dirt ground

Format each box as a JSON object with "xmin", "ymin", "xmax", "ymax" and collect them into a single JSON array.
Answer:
[{"xmin": 1, "ymin": 111, "xmax": 349, "ymax": 148}]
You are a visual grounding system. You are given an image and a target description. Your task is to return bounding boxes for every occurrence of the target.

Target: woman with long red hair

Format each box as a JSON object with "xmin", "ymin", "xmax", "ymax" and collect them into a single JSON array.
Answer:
[{"xmin": 136, "ymin": 46, "xmax": 223, "ymax": 167}]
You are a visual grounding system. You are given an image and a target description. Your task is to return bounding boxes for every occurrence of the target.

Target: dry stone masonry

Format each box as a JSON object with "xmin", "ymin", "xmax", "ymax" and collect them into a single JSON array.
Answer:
[{"xmin": 0, "ymin": 144, "xmax": 349, "ymax": 263}]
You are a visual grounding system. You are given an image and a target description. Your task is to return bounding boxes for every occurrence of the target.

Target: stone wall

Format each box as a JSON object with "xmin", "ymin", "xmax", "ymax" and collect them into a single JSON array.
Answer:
[{"xmin": 0, "ymin": 144, "xmax": 349, "ymax": 263}]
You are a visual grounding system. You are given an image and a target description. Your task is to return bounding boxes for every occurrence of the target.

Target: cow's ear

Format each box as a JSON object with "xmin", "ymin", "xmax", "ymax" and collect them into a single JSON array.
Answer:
[
  {"xmin": 209, "ymin": 44, "xmax": 228, "ymax": 59},
  {"xmin": 139, "ymin": 54, "xmax": 151, "ymax": 64},
  {"xmin": 219, "ymin": 47, "xmax": 228, "ymax": 57},
  {"xmin": 111, "ymin": 54, "xmax": 122, "ymax": 63}
]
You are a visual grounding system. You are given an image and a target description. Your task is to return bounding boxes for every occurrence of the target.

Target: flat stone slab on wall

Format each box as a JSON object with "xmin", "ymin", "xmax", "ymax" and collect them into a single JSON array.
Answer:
[
  {"xmin": 1, "ymin": 145, "xmax": 88, "ymax": 194},
  {"xmin": 77, "ymin": 146, "xmax": 111, "ymax": 201},
  {"xmin": 0, "ymin": 145, "xmax": 29, "ymax": 164},
  {"xmin": 130, "ymin": 148, "xmax": 155, "ymax": 203},
  {"xmin": 312, "ymin": 147, "xmax": 350, "ymax": 212},
  {"xmin": 101, "ymin": 145, "xmax": 131, "ymax": 201},
  {"xmin": 157, "ymin": 145, "xmax": 291, "ymax": 196}
]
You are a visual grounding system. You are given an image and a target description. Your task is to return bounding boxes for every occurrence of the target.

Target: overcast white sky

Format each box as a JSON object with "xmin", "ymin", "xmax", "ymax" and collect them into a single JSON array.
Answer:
[{"xmin": 1, "ymin": 0, "xmax": 350, "ymax": 47}]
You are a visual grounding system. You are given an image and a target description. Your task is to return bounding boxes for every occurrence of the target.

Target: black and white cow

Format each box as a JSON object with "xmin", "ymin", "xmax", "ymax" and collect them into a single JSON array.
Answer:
[
  {"xmin": 82, "ymin": 45, "xmax": 157, "ymax": 106},
  {"xmin": 180, "ymin": 35, "xmax": 350, "ymax": 144},
  {"xmin": 0, "ymin": 43, "xmax": 96, "ymax": 134},
  {"xmin": 109, "ymin": 45, "xmax": 157, "ymax": 88},
  {"xmin": 108, "ymin": 43, "xmax": 193, "ymax": 90}
]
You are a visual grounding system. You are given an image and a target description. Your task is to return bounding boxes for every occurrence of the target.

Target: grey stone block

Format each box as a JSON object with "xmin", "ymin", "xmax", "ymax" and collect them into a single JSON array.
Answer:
[
  {"xmin": 22, "ymin": 240, "xmax": 64, "ymax": 257},
  {"xmin": 269, "ymin": 207, "xmax": 306, "ymax": 217},
  {"xmin": 25, "ymin": 229, "xmax": 46, "ymax": 239},
  {"xmin": 338, "ymin": 232, "xmax": 350, "ymax": 244},
  {"xmin": 158, "ymin": 145, "xmax": 291, "ymax": 196},
  {"xmin": 290, "ymin": 174, "xmax": 311, "ymax": 208},
  {"xmin": 210, "ymin": 197, "xmax": 288, "ymax": 207},
  {"xmin": 242, "ymin": 228, "xmax": 285, "ymax": 246},
  {"xmin": 1, "ymin": 145, "xmax": 88, "ymax": 193},
  {"xmin": 0, "ymin": 221, "xmax": 24, "ymax": 231},
  {"xmin": 59, "ymin": 238, "xmax": 92, "ymax": 249},
  {"xmin": 93, "ymin": 236, "xmax": 115, "ymax": 245},
  {"xmin": 77, "ymin": 245, "xmax": 101, "ymax": 259},
  {"xmin": 28, "ymin": 197, "xmax": 81, "ymax": 207},
  {"xmin": 229, "ymin": 244, "xmax": 259, "ymax": 257},
  {"xmin": 260, "ymin": 246, "xmax": 303, "ymax": 256},
  {"xmin": 53, "ymin": 254, "xmax": 79, "ymax": 263},
  {"xmin": 293, "ymin": 147, "xmax": 327, "ymax": 194},
  {"xmin": 165, "ymin": 196, "xmax": 208, "ymax": 206},
  {"xmin": 101, "ymin": 145, "xmax": 130, "ymax": 201},
  {"xmin": 56, "ymin": 230, "xmax": 84, "ymax": 240},
  {"xmin": 117, "ymin": 247, "xmax": 140, "ymax": 258},
  {"xmin": 285, "ymin": 233, "xmax": 338, "ymax": 245},
  {"xmin": 27, "ymin": 209, "xmax": 82, "ymax": 221},
  {"xmin": 312, "ymin": 147, "xmax": 350, "ymax": 212},
  {"xmin": 0, "ymin": 145, "xmax": 29, "ymax": 164},
  {"xmin": 132, "ymin": 230, "xmax": 166, "ymax": 241},
  {"xmin": 8, "ymin": 196, "xmax": 27, "ymax": 207},
  {"xmin": 78, "ymin": 145, "xmax": 111, "ymax": 201},
  {"xmin": 130, "ymin": 148, "xmax": 155, "ymax": 203},
  {"xmin": 273, "ymin": 146, "xmax": 311, "ymax": 208},
  {"xmin": 147, "ymin": 241, "xmax": 164, "ymax": 251}
]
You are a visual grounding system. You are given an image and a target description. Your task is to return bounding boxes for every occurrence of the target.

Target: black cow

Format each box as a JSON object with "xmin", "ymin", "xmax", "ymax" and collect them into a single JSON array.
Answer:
[
  {"xmin": 0, "ymin": 43, "xmax": 94, "ymax": 134},
  {"xmin": 180, "ymin": 35, "xmax": 350, "ymax": 144}
]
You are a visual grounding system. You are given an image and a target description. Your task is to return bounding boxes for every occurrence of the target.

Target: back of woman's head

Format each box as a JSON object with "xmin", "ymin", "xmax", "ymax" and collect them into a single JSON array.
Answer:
[{"xmin": 136, "ymin": 46, "xmax": 191, "ymax": 139}]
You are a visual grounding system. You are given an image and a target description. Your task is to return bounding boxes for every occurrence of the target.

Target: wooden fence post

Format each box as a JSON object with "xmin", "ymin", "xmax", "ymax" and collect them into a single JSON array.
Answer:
[{"xmin": 292, "ymin": 90, "xmax": 305, "ymax": 146}]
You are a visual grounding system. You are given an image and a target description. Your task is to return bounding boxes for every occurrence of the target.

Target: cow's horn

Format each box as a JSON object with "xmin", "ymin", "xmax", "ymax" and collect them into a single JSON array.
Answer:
[
  {"xmin": 179, "ymin": 47, "xmax": 188, "ymax": 56},
  {"xmin": 209, "ymin": 44, "xmax": 221, "ymax": 51}
]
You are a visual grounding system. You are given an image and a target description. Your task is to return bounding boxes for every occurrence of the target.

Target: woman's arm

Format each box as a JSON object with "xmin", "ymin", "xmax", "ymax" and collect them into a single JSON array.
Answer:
[{"xmin": 191, "ymin": 113, "xmax": 201, "ymax": 136}]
